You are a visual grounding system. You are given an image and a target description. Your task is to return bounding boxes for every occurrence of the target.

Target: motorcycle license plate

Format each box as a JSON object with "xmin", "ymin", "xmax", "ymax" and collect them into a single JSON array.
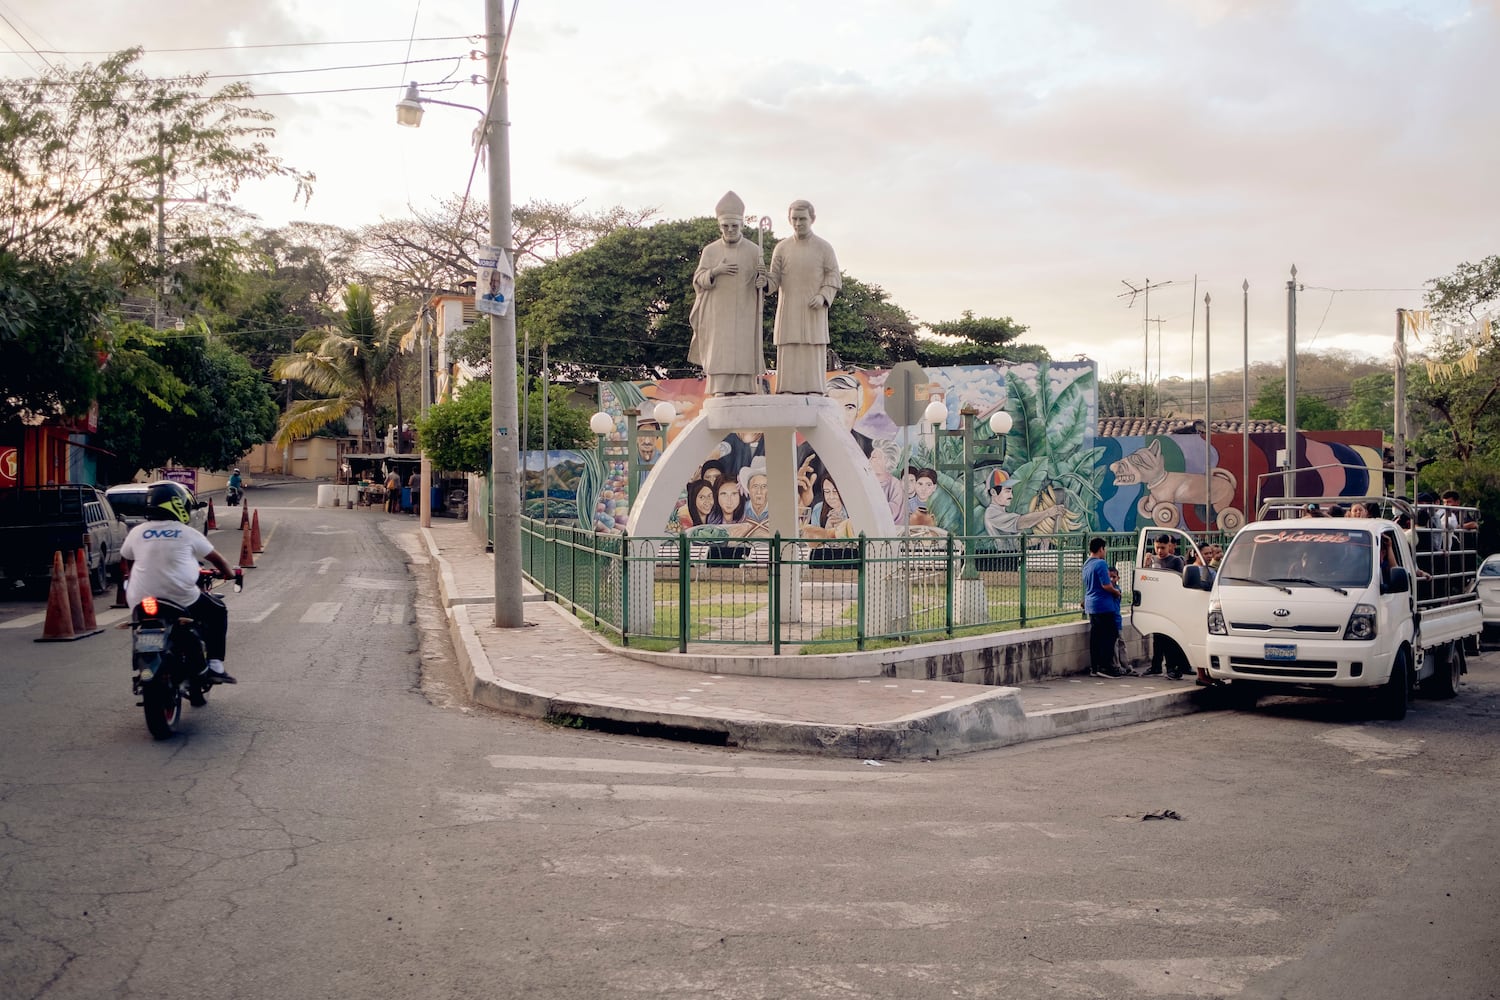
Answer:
[
  {"xmin": 1264, "ymin": 643, "xmax": 1297, "ymax": 662},
  {"xmin": 134, "ymin": 630, "xmax": 167, "ymax": 653}
]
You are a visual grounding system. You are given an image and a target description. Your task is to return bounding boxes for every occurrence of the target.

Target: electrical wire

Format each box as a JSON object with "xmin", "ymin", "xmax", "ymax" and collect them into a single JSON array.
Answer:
[
  {"xmin": 21, "ymin": 54, "xmax": 463, "ymax": 85},
  {"xmin": 1, "ymin": 35, "xmax": 474, "ymax": 56},
  {"xmin": 0, "ymin": 8, "xmax": 57, "ymax": 74},
  {"xmin": 24, "ymin": 79, "xmax": 464, "ymax": 105}
]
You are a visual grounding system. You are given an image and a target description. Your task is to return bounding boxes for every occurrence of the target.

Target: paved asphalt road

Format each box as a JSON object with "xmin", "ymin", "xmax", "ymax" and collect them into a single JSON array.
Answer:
[{"xmin": 2, "ymin": 481, "xmax": 1498, "ymax": 999}]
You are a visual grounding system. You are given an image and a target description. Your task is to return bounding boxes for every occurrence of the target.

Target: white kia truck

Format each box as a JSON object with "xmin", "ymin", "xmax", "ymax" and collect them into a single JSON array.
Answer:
[{"xmin": 1200, "ymin": 499, "xmax": 1481, "ymax": 719}]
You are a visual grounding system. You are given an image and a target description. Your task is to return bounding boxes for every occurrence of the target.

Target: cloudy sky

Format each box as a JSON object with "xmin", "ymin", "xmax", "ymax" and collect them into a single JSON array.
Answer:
[{"xmin": 4, "ymin": 0, "xmax": 1496, "ymax": 381}]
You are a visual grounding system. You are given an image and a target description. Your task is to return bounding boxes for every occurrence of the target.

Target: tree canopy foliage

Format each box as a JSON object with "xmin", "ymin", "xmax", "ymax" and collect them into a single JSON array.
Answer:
[
  {"xmin": 0, "ymin": 48, "xmax": 312, "ymax": 279},
  {"xmin": 0, "ymin": 252, "xmax": 119, "ymax": 423},
  {"xmin": 94, "ymin": 325, "xmax": 278, "ymax": 482}
]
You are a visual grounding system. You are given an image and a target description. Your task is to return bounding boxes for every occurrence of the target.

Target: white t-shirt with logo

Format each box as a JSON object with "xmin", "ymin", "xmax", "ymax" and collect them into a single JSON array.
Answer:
[{"xmin": 121, "ymin": 521, "xmax": 215, "ymax": 609}]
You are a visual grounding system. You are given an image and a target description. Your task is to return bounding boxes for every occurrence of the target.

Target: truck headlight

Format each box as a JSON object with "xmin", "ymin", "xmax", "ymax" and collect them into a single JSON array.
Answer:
[
  {"xmin": 1208, "ymin": 604, "xmax": 1227, "ymax": 635},
  {"xmin": 1344, "ymin": 603, "xmax": 1376, "ymax": 640}
]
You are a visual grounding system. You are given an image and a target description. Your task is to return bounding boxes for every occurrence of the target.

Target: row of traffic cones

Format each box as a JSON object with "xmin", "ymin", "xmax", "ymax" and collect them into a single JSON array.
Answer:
[
  {"xmin": 236, "ymin": 509, "xmax": 264, "ymax": 567},
  {"xmin": 35, "ymin": 549, "xmax": 104, "ymax": 642}
]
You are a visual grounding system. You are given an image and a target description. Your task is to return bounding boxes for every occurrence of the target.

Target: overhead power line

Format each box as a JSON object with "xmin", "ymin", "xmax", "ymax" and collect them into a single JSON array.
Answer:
[
  {"xmin": 0, "ymin": 34, "xmax": 475, "ymax": 56},
  {"xmin": 20, "ymin": 54, "xmax": 465, "ymax": 86}
]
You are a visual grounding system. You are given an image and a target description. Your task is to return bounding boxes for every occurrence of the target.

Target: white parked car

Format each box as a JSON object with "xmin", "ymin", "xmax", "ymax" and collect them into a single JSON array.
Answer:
[{"xmin": 1476, "ymin": 554, "xmax": 1500, "ymax": 636}]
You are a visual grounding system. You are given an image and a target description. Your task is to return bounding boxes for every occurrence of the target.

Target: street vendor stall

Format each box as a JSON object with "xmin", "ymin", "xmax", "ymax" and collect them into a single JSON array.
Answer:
[{"xmin": 339, "ymin": 453, "xmax": 464, "ymax": 516}]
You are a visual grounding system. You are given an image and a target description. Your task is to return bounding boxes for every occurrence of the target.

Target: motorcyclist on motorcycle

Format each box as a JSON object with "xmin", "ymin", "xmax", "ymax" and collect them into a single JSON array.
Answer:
[{"xmin": 120, "ymin": 482, "xmax": 238, "ymax": 684}]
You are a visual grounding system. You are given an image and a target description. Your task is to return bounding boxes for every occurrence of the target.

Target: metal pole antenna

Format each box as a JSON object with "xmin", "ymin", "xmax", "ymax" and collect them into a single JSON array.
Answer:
[
  {"xmin": 1241, "ymin": 280, "xmax": 1249, "ymax": 519},
  {"xmin": 1203, "ymin": 291, "xmax": 1212, "ymax": 528},
  {"xmin": 1394, "ymin": 309, "xmax": 1407, "ymax": 499},
  {"xmin": 487, "ymin": 0, "xmax": 524, "ymax": 628},
  {"xmin": 1284, "ymin": 265, "xmax": 1298, "ymax": 502}
]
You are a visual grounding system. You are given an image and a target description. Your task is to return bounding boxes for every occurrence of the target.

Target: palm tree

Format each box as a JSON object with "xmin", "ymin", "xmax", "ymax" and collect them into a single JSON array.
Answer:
[{"xmin": 270, "ymin": 284, "xmax": 401, "ymax": 453}]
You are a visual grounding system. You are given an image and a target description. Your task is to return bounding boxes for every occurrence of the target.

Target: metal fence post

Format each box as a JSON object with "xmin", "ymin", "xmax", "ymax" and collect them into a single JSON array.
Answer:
[
  {"xmin": 1019, "ymin": 541, "xmax": 1029, "ymax": 628},
  {"xmin": 620, "ymin": 528, "xmax": 631, "ymax": 647},
  {"xmin": 857, "ymin": 532, "xmax": 867, "ymax": 652},
  {"xmin": 678, "ymin": 531, "xmax": 690, "ymax": 654},
  {"xmin": 769, "ymin": 533, "xmax": 781, "ymax": 656},
  {"xmin": 945, "ymin": 531, "xmax": 955, "ymax": 636}
]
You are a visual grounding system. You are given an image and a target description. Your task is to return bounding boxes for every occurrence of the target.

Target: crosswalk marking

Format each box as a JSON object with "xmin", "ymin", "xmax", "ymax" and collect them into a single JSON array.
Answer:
[
  {"xmin": 374, "ymin": 603, "xmax": 407, "ymax": 624},
  {"xmin": 300, "ymin": 602, "xmax": 340, "ymax": 624}
]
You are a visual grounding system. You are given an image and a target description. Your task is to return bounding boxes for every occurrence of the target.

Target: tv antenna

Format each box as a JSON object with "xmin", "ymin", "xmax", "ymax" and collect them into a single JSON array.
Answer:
[{"xmin": 1118, "ymin": 278, "xmax": 1174, "ymax": 417}]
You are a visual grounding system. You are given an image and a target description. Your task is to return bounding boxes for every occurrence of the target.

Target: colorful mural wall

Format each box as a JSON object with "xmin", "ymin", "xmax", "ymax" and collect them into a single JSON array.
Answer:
[{"xmin": 521, "ymin": 362, "xmax": 1385, "ymax": 539}]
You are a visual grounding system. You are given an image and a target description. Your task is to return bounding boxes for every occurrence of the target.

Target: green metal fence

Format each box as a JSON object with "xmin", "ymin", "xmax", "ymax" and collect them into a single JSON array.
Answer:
[{"xmin": 521, "ymin": 518, "xmax": 1150, "ymax": 653}]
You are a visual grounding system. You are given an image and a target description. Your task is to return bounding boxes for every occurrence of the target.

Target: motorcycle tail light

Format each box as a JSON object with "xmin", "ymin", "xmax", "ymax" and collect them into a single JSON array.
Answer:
[{"xmin": 141, "ymin": 595, "xmax": 158, "ymax": 616}]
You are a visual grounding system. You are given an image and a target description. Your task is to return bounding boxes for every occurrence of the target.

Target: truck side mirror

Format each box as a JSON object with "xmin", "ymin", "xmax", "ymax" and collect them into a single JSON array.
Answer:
[
  {"xmin": 1382, "ymin": 567, "xmax": 1410, "ymax": 594},
  {"xmin": 1182, "ymin": 565, "xmax": 1215, "ymax": 591}
]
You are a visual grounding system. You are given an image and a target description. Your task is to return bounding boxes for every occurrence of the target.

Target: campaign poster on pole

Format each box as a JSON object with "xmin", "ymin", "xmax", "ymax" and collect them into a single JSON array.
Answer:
[{"xmin": 475, "ymin": 245, "xmax": 513, "ymax": 317}]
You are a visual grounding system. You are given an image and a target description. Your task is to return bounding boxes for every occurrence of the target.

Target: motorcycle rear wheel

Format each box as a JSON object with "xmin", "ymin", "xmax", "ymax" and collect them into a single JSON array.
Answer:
[{"xmin": 143, "ymin": 679, "xmax": 182, "ymax": 740}]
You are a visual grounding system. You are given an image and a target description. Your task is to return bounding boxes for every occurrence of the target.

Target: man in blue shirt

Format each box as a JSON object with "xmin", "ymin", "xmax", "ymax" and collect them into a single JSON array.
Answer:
[{"xmin": 1084, "ymin": 537, "xmax": 1124, "ymax": 677}]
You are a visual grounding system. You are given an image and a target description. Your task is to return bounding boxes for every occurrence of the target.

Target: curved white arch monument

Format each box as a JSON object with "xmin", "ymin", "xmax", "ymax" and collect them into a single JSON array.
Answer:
[{"xmin": 623, "ymin": 395, "xmax": 904, "ymax": 637}]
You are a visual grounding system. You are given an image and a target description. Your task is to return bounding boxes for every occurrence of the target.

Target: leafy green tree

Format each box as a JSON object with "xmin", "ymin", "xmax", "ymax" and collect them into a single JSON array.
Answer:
[
  {"xmin": 918, "ymin": 310, "xmax": 1047, "ymax": 367},
  {"xmin": 94, "ymin": 325, "xmax": 278, "ymax": 483},
  {"xmin": 1340, "ymin": 371, "xmax": 1394, "ymax": 435},
  {"xmin": 0, "ymin": 48, "xmax": 312, "ymax": 281},
  {"xmin": 0, "ymin": 252, "xmax": 118, "ymax": 422},
  {"xmin": 1248, "ymin": 378, "xmax": 1341, "ymax": 430},
  {"xmin": 1408, "ymin": 255, "xmax": 1500, "ymax": 465},
  {"xmin": 417, "ymin": 378, "xmax": 492, "ymax": 474},
  {"xmin": 1096, "ymin": 369, "xmax": 1149, "ymax": 419},
  {"xmin": 827, "ymin": 277, "xmax": 919, "ymax": 366},
  {"xmin": 417, "ymin": 377, "xmax": 591, "ymax": 473},
  {"xmin": 271, "ymin": 284, "xmax": 400, "ymax": 453},
  {"xmin": 518, "ymin": 217, "xmax": 718, "ymax": 380}
]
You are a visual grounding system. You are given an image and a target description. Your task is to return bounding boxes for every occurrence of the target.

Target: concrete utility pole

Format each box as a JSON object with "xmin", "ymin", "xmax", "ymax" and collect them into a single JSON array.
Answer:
[
  {"xmin": 1284, "ymin": 265, "xmax": 1298, "ymax": 501},
  {"xmin": 486, "ymin": 0, "xmax": 524, "ymax": 628}
]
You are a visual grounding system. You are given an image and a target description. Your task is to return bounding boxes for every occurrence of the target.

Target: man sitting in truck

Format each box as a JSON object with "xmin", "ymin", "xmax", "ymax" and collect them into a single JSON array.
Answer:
[{"xmin": 1144, "ymin": 534, "xmax": 1184, "ymax": 573}]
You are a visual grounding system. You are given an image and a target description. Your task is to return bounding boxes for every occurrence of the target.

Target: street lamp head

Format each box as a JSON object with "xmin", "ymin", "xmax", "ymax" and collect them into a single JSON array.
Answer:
[
  {"xmin": 988, "ymin": 411, "xmax": 1013, "ymax": 436},
  {"xmin": 589, "ymin": 411, "xmax": 615, "ymax": 436},
  {"xmin": 395, "ymin": 81, "xmax": 425, "ymax": 128},
  {"xmin": 652, "ymin": 401, "xmax": 676, "ymax": 426},
  {"xmin": 923, "ymin": 399, "xmax": 949, "ymax": 426}
]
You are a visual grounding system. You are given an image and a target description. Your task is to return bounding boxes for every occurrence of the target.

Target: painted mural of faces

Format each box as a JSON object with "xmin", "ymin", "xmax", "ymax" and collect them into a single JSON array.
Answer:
[
  {"xmin": 717, "ymin": 481, "xmax": 744, "ymax": 522},
  {"xmin": 822, "ymin": 478, "xmax": 842, "ymax": 511},
  {"xmin": 748, "ymin": 473, "xmax": 769, "ymax": 512},
  {"xmin": 914, "ymin": 469, "xmax": 938, "ymax": 503},
  {"xmin": 691, "ymin": 481, "xmax": 716, "ymax": 520},
  {"xmin": 824, "ymin": 374, "xmax": 863, "ymax": 433}
]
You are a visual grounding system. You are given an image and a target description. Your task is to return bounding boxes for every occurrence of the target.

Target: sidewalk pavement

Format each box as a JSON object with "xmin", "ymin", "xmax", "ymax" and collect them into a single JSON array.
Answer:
[{"xmin": 419, "ymin": 520, "xmax": 1213, "ymax": 759}]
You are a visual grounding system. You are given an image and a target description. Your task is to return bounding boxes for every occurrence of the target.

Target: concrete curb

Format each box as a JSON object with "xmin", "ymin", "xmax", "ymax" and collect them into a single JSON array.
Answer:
[{"xmin": 422, "ymin": 527, "xmax": 1212, "ymax": 758}]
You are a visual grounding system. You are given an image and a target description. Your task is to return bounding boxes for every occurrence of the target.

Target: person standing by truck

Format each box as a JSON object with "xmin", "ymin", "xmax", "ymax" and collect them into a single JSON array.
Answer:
[{"xmin": 1084, "ymin": 537, "xmax": 1125, "ymax": 677}]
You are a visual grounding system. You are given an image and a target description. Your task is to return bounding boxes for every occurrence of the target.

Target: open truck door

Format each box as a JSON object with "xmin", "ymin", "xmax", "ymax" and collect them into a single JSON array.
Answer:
[{"xmin": 1131, "ymin": 527, "xmax": 1213, "ymax": 677}]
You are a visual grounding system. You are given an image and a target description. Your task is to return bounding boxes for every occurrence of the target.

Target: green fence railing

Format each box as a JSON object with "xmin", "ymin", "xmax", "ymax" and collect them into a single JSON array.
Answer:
[{"xmin": 520, "ymin": 519, "xmax": 1159, "ymax": 653}]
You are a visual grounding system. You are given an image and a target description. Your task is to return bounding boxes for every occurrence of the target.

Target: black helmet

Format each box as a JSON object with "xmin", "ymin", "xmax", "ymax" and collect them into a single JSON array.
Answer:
[{"xmin": 145, "ymin": 482, "xmax": 192, "ymax": 524}]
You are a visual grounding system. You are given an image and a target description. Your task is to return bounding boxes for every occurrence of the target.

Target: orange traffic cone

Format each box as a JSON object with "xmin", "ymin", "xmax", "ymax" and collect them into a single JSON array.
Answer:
[
  {"xmin": 62, "ymin": 550, "xmax": 86, "ymax": 633},
  {"xmin": 35, "ymin": 551, "xmax": 76, "ymax": 642},
  {"xmin": 205, "ymin": 499, "xmax": 217, "ymax": 531},
  {"xmin": 250, "ymin": 510, "xmax": 263, "ymax": 553},
  {"xmin": 239, "ymin": 504, "xmax": 249, "ymax": 530},
  {"xmin": 238, "ymin": 523, "xmax": 256, "ymax": 568},
  {"xmin": 73, "ymin": 548, "xmax": 99, "ymax": 631}
]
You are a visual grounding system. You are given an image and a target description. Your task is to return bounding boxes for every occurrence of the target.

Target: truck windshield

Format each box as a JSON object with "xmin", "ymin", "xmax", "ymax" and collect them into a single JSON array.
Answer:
[{"xmin": 1220, "ymin": 527, "xmax": 1374, "ymax": 589}]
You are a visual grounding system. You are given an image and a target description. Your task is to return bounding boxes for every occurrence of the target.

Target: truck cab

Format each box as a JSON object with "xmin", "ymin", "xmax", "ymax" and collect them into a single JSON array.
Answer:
[{"xmin": 1202, "ymin": 497, "xmax": 1480, "ymax": 719}]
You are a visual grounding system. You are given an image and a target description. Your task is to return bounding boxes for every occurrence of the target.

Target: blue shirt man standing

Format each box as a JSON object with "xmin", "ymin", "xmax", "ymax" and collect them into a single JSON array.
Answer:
[{"xmin": 1084, "ymin": 537, "xmax": 1124, "ymax": 677}]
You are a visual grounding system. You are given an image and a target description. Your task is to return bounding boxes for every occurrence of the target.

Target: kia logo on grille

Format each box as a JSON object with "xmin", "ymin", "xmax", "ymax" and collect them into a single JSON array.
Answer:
[{"xmin": 1273, "ymin": 608, "xmax": 1291, "ymax": 617}]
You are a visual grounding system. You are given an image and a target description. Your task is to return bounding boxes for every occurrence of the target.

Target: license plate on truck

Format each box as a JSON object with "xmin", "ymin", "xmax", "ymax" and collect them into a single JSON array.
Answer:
[{"xmin": 1265, "ymin": 643, "xmax": 1297, "ymax": 661}]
